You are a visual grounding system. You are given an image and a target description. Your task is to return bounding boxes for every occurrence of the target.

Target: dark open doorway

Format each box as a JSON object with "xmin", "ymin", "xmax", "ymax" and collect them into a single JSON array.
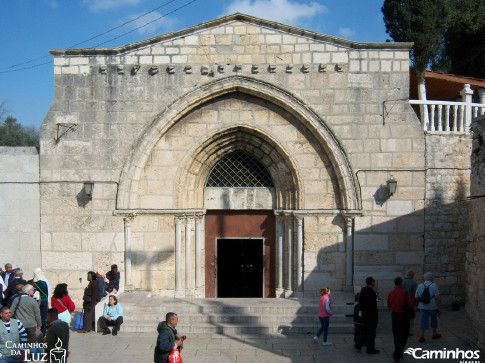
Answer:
[{"xmin": 217, "ymin": 238, "xmax": 264, "ymax": 298}]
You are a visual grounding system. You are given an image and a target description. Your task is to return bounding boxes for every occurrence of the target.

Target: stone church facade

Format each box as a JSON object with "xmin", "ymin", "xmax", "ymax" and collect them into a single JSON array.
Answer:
[{"xmin": 3, "ymin": 14, "xmax": 471, "ymax": 302}]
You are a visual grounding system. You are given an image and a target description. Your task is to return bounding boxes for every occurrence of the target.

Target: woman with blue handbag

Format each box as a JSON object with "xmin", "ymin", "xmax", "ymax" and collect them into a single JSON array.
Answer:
[{"xmin": 77, "ymin": 271, "xmax": 99, "ymax": 333}]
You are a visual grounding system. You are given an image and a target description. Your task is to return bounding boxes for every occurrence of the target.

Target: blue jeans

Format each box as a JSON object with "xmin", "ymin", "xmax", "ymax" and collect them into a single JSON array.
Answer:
[
  {"xmin": 316, "ymin": 317, "xmax": 330, "ymax": 342},
  {"xmin": 420, "ymin": 309, "xmax": 438, "ymax": 330}
]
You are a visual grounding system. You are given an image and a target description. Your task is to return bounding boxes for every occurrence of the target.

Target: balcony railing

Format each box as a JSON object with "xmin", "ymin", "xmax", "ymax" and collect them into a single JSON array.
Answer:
[{"xmin": 409, "ymin": 84, "xmax": 485, "ymax": 133}]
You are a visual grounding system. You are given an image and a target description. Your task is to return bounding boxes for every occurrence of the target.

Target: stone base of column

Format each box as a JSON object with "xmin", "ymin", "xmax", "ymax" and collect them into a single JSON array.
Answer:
[
  {"xmin": 184, "ymin": 289, "xmax": 196, "ymax": 297},
  {"xmin": 275, "ymin": 288, "xmax": 285, "ymax": 298},
  {"xmin": 343, "ymin": 285, "xmax": 356, "ymax": 294},
  {"xmin": 174, "ymin": 290, "xmax": 186, "ymax": 298},
  {"xmin": 194, "ymin": 288, "xmax": 205, "ymax": 298},
  {"xmin": 284, "ymin": 289, "xmax": 294, "ymax": 298}
]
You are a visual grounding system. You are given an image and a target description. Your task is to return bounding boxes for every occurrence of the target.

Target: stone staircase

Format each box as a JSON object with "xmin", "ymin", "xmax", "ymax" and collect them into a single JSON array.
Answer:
[{"xmin": 115, "ymin": 291, "xmax": 356, "ymax": 335}]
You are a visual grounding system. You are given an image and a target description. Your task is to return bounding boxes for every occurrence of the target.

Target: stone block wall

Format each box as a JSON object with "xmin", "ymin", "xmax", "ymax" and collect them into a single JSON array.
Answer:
[
  {"xmin": 40, "ymin": 181, "xmax": 124, "ymax": 302},
  {"xmin": 467, "ymin": 115, "xmax": 485, "ymax": 350},
  {"xmin": 425, "ymin": 134, "xmax": 472, "ymax": 303},
  {"xmin": 0, "ymin": 147, "xmax": 40, "ymax": 277}
]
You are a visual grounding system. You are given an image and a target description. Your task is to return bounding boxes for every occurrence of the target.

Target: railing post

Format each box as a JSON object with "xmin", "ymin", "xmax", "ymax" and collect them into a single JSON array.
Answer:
[
  {"xmin": 479, "ymin": 89, "xmax": 485, "ymax": 116},
  {"xmin": 460, "ymin": 84, "xmax": 474, "ymax": 133}
]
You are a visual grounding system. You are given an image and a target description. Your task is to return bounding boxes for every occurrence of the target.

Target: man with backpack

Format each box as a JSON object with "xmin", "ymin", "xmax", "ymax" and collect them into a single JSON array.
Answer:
[{"xmin": 415, "ymin": 272, "xmax": 441, "ymax": 343}]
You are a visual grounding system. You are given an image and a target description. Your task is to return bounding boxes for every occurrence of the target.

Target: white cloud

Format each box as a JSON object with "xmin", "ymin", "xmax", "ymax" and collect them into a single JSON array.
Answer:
[
  {"xmin": 338, "ymin": 27, "xmax": 355, "ymax": 38},
  {"xmin": 83, "ymin": 0, "xmax": 141, "ymax": 12},
  {"xmin": 222, "ymin": 0, "xmax": 327, "ymax": 26},
  {"xmin": 46, "ymin": 0, "xmax": 58, "ymax": 8},
  {"xmin": 129, "ymin": 12, "xmax": 178, "ymax": 35}
]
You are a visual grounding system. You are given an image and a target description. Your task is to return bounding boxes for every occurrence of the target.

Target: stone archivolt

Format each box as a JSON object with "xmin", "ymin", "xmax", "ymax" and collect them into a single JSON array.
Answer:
[{"xmin": 117, "ymin": 75, "xmax": 361, "ymax": 212}]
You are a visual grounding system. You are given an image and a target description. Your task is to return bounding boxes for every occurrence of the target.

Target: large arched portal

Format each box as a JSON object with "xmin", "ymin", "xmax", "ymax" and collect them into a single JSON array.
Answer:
[{"xmin": 118, "ymin": 76, "xmax": 361, "ymax": 298}]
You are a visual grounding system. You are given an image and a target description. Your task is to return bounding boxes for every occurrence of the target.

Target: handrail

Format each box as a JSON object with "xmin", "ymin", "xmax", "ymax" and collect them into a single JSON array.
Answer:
[{"xmin": 409, "ymin": 99, "xmax": 485, "ymax": 133}]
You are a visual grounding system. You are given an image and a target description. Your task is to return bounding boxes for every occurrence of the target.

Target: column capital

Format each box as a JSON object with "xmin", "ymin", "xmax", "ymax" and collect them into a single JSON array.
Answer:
[
  {"xmin": 175, "ymin": 216, "xmax": 186, "ymax": 225},
  {"xmin": 340, "ymin": 212, "xmax": 355, "ymax": 227},
  {"xmin": 123, "ymin": 215, "xmax": 135, "ymax": 224}
]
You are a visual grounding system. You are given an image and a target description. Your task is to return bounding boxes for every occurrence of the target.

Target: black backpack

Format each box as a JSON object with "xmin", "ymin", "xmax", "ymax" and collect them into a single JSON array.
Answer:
[{"xmin": 418, "ymin": 283, "xmax": 432, "ymax": 304}]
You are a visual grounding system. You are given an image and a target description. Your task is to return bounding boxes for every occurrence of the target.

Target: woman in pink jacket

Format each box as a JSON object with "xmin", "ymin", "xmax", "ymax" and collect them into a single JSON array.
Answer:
[{"xmin": 313, "ymin": 287, "xmax": 333, "ymax": 346}]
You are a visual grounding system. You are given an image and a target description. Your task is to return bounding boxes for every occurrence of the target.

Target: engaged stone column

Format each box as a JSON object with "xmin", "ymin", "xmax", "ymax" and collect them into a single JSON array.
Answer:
[
  {"xmin": 344, "ymin": 216, "xmax": 355, "ymax": 288},
  {"xmin": 123, "ymin": 216, "xmax": 134, "ymax": 291},
  {"xmin": 284, "ymin": 214, "xmax": 294, "ymax": 297},
  {"xmin": 276, "ymin": 215, "xmax": 285, "ymax": 297},
  {"xmin": 185, "ymin": 216, "xmax": 193, "ymax": 295},
  {"xmin": 175, "ymin": 217, "xmax": 184, "ymax": 295},
  {"xmin": 195, "ymin": 215, "xmax": 202, "ymax": 293},
  {"xmin": 295, "ymin": 216, "xmax": 304, "ymax": 297}
]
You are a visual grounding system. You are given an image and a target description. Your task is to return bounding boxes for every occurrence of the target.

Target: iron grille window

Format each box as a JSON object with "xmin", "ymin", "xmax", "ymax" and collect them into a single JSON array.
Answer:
[{"xmin": 206, "ymin": 151, "xmax": 274, "ymax": 187}]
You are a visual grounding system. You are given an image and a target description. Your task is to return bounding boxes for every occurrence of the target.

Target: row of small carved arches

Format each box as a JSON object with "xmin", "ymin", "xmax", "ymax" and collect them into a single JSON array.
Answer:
[{"xmin": 98, "ymin": 63, "xmax": 345, "ymax": 75}]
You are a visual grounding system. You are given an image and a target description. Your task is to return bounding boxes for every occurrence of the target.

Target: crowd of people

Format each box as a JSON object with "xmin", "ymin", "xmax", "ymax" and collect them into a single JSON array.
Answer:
[
  {"xmin": 1, "ymin": 261, "xmax": 446, "ymax": 363},
  {"xmin": 0, "ymin": 262, "xmax": 122, "ymax": 362},
  {"xmin": 314, "ymin": 270, "xmax": 442, "ymax": 363}
]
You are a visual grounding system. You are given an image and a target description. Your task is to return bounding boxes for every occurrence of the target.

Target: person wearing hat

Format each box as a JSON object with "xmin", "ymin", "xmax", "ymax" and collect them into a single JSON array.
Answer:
[
  {"xmin": 106, "ymin": 265, "xmax": 120, "ymax": 293},
  {"xmin": 31, "ymin": 268, "xmax": 50, "ymax": 335}
]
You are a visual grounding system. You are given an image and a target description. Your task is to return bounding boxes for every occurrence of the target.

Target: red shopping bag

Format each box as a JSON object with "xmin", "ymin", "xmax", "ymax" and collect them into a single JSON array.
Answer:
[{"xmin": 168, "ymin": 346, "xmax": 182, "ymax": 363}]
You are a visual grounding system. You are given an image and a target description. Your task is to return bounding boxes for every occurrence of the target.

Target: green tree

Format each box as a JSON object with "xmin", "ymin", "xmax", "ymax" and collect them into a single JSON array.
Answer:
[
  {"xmin": 0, "ymin": 115, "xmax": 40, "ymax": 147},
  {"xmin": 382, "ymin": 0, "xmax": 450, "ymax": 99},
  {"xmin": 434, "ymin": 0, "xmax": 485, "ymax": 78}
]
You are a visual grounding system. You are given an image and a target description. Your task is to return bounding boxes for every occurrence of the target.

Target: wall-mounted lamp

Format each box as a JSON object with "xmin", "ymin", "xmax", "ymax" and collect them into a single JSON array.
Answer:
[
  {"xmin": 386, "ymin": 178, "xmax": 397, "ymax": 197},
  {"xmin": 84, "ymin": 182, "xmax": 94, "ymax": 199}
]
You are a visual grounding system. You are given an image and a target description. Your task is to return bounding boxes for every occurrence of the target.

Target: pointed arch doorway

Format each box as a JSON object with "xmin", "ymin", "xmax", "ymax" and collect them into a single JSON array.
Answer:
[{"xmin": 204, "ymin": 151, "xmax": 276, "ymax": 298}]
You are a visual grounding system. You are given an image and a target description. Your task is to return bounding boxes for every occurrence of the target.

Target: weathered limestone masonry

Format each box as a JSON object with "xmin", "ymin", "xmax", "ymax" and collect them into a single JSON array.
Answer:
[
  {"xmin": 425, "ymin": 135, "xmax": 472, "ymax": 304},
  {"xmin": 467, "ymin": 115, "xmax": 485, "ymax": 350},
  {"xmin": 38, "ymin": 13, "xmax": 430, "ymax": 301},
  {"xmin": 0, "ymin": 147, "xmax": 40, "ymax": 275}
]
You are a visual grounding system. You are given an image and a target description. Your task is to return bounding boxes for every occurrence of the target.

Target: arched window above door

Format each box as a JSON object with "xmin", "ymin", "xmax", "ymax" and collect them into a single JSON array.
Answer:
[{"xmin": 205, "ymin": 151, "xmax": 274, "ymax": 188}]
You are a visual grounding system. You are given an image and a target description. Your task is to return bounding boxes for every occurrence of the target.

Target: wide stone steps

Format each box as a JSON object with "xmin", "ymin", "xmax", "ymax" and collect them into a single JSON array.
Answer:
[{"xmin": 116, "ymin": 291, "xmax": 356, "ymax": 335}]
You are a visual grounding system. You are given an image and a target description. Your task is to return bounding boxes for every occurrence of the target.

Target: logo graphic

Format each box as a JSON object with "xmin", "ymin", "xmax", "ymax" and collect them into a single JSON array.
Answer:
[
  {"xmin": 49, "ymin": 338, "xmax": 67, "ymax": 363},
  {"xmin": 404, "ymin": 347, "xmax": 481, "ymax": 361}
]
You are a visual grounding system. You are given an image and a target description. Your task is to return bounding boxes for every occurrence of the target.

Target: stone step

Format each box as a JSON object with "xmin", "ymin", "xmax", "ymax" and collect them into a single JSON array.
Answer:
[
  {"xmin": 121, "ymin": 322, "xmax": 354, "ymax": 334},
  {"xmin": 122, "ymin": 312, "xmax": 352, "ymax": 324},
  {"xmin": 113, "ymin": 291, "xmax": 356, "ymax": 335}
]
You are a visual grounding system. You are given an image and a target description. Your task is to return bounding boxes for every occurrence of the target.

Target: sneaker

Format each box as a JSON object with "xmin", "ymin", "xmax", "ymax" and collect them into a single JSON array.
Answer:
[
  {"xmin": 323, "ymin": 342, "xmax": 332, "ymax": 346},
  {"xmin": 112, "ymin": 328, "xmax": 117, "ymax": 336},
  {"xmin": 418, "ymin": 337, "xmax": 425, "ymax": 343},
  {"xmin": 102, "ymin": 328, "xmax": 110, "ymax": 335},
  {"xmin": 313, "ymin": 336, "xmax": 318, "ymax": 344}
]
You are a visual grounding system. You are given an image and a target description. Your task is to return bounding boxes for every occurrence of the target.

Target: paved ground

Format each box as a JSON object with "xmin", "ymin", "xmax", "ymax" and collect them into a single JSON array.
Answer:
[{"xmin": 67, "ymin": 308, "xmax": 482, "ymax": 363}]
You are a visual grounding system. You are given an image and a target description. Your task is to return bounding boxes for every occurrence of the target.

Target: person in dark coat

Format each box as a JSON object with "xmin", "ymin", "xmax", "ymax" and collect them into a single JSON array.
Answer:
[
  {"xmin": 77, "ymin": 271, "xmax": 99, "ymax": 333},
  {"xmin": 355, "ymin": 276, "xmax": 380, "ymax": 354},
  {"xmin": 154, "ymin": 312, "xmax": 184, "ymax": 363},
  {"xmin": 46, "ymin": 308, "xmax": 69, "ymax": 362},
  {"xmin": 106, "ymin": 265, "xmax": 120, "ymax": 293},
  {"xmin": 4, "ymin": 268, "xmax": 27, "ymax": 305},
  {"xmin": 1, "ymin": 263, "xmax": 15, "ymax": 288}
]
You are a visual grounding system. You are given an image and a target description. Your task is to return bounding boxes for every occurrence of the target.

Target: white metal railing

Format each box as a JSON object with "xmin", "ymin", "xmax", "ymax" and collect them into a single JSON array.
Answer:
[{"xmin": 409, "ymin": 84, "xmax": 485, "ymax": 133}]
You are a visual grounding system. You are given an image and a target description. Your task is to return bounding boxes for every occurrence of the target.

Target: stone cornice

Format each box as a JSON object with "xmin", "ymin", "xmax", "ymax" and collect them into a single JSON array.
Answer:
[{"xmin": 50, "ymin": 13, "xmax": 413, "ymax": 56}]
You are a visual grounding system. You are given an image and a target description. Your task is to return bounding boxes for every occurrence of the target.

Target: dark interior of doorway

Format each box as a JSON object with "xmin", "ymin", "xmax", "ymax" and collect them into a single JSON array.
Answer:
[{"xmin": 217, "ymin": 238, "xmax": 263, "ymax": 298}]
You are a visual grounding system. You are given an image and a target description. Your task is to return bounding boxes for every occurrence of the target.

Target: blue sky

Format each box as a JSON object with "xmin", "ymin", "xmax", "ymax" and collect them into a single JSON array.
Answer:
[{"xmin": 0, "ymin": 0, "xmax": 389, "ymax": 128}]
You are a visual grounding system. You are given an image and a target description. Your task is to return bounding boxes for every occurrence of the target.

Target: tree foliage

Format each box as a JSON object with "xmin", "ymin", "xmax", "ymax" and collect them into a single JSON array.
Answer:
[
  {"xmin": 382, "ymin": 0, "xmax": 450, "ymax": 83},
  {"xmin": 434, "ymin": 0, "xmax": 485, "ymax": 78},
  {"xmin": 0, "ymin": 104, "xmax": 39, "ymax": 147}
]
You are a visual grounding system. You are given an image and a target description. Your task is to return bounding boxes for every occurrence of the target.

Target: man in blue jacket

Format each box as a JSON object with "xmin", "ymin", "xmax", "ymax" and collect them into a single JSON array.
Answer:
[{"xmin": 154, "ymin": 312, "xmax": 184, "ymax": 363}]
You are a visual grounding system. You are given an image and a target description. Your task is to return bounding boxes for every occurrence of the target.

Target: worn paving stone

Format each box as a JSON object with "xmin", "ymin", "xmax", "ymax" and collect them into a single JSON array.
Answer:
[{"xmin": 66, "ymin": 309, "xmax": 482, "ymax": 363}]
